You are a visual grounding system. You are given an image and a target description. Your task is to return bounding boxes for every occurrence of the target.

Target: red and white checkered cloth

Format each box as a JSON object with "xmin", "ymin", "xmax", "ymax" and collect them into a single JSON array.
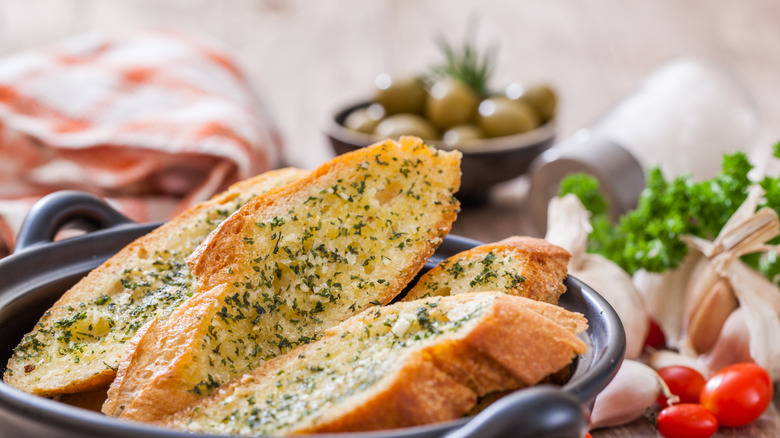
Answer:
[{"xmin": 0, "ymin": 29, "xmax": 282, "ymax": 256}]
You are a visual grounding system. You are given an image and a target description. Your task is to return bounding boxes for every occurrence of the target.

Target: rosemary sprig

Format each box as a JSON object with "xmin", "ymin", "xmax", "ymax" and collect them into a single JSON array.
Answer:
[{"xmin": 428, "ymin": 34, "xmax": 496, "ymax": 98}]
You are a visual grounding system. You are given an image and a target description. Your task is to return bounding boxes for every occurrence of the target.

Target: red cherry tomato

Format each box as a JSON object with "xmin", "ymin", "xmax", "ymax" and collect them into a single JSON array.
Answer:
[
  {"xmin": 700, "ymin": 362, "xmax": 773, "ymax": 427},
  {"xmin": 657, "ymin": 365, "xmax": 707, "ymax": 407},
  {"xmin": 584, "ymin": 433, "xmax": 593, "ymax": 438},
  {"xmin": 657, "ymin": 403, "xmax": 718, "ymax": 438},
  {"xmin": 644, "ymin": 318, "xmax": 666, "ymax": 350}
]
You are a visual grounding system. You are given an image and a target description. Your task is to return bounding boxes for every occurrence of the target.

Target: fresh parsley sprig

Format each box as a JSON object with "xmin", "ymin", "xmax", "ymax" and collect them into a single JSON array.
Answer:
[{"xmin": 559, "ymin": 143, "xmax": 780, "ymax": 282}]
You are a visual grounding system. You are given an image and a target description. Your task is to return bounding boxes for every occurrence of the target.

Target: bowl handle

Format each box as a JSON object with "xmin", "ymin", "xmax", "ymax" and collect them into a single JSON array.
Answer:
[
  {"xmin": 14, "ymin": 191, "xmax": 134, "ymax": 252},
  {"xmin": 443, "ymin": 386, "xmax": 589, "ymax": 438}
]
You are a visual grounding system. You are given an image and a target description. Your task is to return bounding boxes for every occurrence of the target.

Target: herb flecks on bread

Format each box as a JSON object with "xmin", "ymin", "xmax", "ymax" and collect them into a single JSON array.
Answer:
[
  {"xmin": 4, "ymin": 168, "xmax": 308, "ymax": 396},
  {"xmin": 103, "ymin": 137, "xmax": 462, "ymax": 422},
  {"xmin": 167, "ymin": 292, "xmax": 587, "ymax": 436},
  {"xmin": 403, "ymin": 236, "xmax": 570, "ymax": 304}
]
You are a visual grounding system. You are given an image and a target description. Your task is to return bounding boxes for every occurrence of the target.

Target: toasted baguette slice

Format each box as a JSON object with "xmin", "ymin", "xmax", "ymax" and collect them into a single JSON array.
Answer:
[
  {"xmin": 166, "ymin": 292, "xmax": 588, "ymax": 436},
  {"xmin": 4, "ymin": 168, "xmax": 308, "ymax": 396},
  {"xmin": 102, "ymin": 284, "xmax": 232, "ymax": 422},
  {"xmin": 102, "ymin": 137, "xmax": 462, "ymax": 422},
  {"xmin": 403, "ymin": 236, "xmax": 571, "ymax": 304}
]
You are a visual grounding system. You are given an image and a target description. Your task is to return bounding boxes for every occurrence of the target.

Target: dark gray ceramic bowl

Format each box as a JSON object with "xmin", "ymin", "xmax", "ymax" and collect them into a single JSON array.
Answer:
[
  {"xmin": 325, "ymin": 101, "xmax": 556, "ymax": 200},
  {"xmin": 0, "ymin": 191, "xmax": 624, "ymax": 438}
]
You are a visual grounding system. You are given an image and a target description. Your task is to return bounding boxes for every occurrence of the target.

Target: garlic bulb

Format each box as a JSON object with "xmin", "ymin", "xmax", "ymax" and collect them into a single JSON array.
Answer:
[
  {"xmin": 546, "ymin": 195, "xmax": 648, "ymax": 359},
  {"xmin": 682, "ymin": 186, "xmax": 780, "ymax": 380}
]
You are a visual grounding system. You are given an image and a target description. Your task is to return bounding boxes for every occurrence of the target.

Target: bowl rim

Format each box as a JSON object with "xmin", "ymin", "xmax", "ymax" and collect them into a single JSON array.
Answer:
[{"xmin": 324, "ymin": 100, "xmax": 557, "ymax": 154}]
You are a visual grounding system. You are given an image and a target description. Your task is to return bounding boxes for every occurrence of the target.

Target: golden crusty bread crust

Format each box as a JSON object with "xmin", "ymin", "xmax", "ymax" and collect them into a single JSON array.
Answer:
[
  {"xmin": 403, "ymin": 236, "xmax": 571, "ymax": 304},
  {"xmin": 4, "ymin": 168, "xmax": 308, "ymax": 396},
  {"xmin": 166, "ymin": 292, "xmax": 587, "ymax": 436},
  {"xmin": 299, "ymin": 353, "xmax": 478, "ymax": 433},
  {"xmin": 101, "ymin": 284, "xmax": 233, "ymax": 422},
  {"xmin": 102, "ymin": 137, "xmax": 462, "ymax": 422}
]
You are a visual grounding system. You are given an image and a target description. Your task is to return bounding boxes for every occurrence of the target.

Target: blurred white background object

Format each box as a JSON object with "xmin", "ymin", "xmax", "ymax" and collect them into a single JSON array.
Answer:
[{"xmin": 592, "ymin": 57, "xmax": 761, "ymax": 180}]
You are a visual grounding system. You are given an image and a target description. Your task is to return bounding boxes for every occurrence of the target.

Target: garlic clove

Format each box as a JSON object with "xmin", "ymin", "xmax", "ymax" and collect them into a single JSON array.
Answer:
[
  {"xmin": 681, "ymin": 259, "xmax": 719, "ymax": 336},
  {"xmin": 684, "ymin": 278, "xmax": 738, "ymax": 355},
  {"xmin": 573, "ymin": 255, "xmax": 648, "ymax": 359},
  {"xmin": 544, "ymin": 194, "xmax": 591, "ymax": 269},
  {"xmin": 590, "ymin": 360, "xmax": 677, "ymax": 429},
  {"xmin": 648, "ymin": 349, "xmax": 711, "ymax": 379},
  {"xmin": 704, "ymin": 307, "xmax": 753, "ymax": 373}
]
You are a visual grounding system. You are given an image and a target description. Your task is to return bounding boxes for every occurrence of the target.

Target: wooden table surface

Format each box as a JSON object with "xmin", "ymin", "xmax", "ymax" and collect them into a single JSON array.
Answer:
[{"xmin": 3, "ymin": 0, "xmax": 780, "ymax": 436}]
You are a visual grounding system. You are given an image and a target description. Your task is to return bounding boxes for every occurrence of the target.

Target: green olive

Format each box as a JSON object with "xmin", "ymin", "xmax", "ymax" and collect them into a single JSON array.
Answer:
[
  {"xmin": 506, "ymin": 83, "xmax": 557, "ymax": 123},
  {"xmin": 344, "ymin": 104, "xmax": 386, "ymax": 134},
  {"xmin": 374, "ymin": 113, "xmax": 439, "ymax": 140},
  {"xmin": 425, "ymin": 78, "xmax": 479, "ymax": 131},
  {"xmin": 374, "ymin": 74, "xmax": 427, "ymax": 115},
  {"xmin": 476, "ymin": 97, "xmax": 539, "ymax": 138},
  {"xmin": 442, "ymin": 124, "xmax": 484, "ymax": 146}
]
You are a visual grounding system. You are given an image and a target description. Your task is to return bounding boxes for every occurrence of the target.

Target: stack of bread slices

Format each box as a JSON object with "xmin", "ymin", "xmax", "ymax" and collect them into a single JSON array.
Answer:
[{"xmin": 4, "ymin": 137, "xmax": 587, "ymax": 436}]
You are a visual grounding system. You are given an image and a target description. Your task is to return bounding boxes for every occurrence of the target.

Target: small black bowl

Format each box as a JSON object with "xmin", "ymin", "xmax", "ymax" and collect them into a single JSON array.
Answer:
[
  {"xmin": 0, "ymin": 191, "xmax": 624, "ymax": 438},
  {"xmin": 325, "ymin": 101, "xmax": 557, "ymax": 200}
]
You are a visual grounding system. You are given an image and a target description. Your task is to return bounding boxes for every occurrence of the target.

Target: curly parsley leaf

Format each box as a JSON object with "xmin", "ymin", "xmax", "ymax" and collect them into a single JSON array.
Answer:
[{"xmin": 558, "ymin": 173, "xmax": 609, "ymax": 217}]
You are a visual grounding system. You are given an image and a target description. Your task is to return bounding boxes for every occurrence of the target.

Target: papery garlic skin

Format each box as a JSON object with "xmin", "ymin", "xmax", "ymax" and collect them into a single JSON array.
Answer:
[
  {"xmin": 590, "ymin": 359, "xmax": 676, "ymax": 429},
  {"xmin": 546, "ymin": 195, "xmax": 648, "ymax": 359},
  {"xmin": 719, "ymin": 259, "xmax": 780, "ymax": 380},
  {"xmin": 681, "ymin": 259, "xmax": 722, "ymax": 352}
]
